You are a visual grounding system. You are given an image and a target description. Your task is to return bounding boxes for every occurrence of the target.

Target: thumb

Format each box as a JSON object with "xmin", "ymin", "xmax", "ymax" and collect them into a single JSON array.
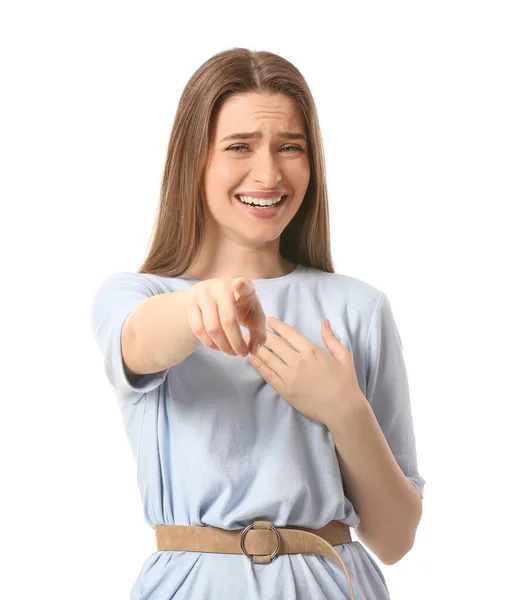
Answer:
[
  {"xmin": 243, "ymin": 297, "xmax": 267, "ymax": 354},
  {"xmin": 322, "ymin": 320, "xmax": 346, "ymax": 361}
]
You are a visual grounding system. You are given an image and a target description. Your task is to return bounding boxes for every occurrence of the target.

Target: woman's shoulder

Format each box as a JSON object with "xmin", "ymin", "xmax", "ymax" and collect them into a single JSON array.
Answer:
[
  {"xmin": 95, "ymin": 270, "xmax": 194, "ymax": 296},
  {"xmin": 303, "ymin": 266, "xmax": 382, "ymax": 306}
]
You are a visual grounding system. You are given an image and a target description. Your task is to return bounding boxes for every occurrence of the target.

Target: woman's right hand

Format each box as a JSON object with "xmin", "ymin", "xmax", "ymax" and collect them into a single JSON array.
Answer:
[{"xmin": 185, "ymin": 277, "xmax": 267, "ymax": 357}]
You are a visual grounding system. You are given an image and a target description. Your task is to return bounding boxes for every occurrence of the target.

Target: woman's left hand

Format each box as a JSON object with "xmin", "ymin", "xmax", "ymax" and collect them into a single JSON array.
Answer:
[{"xmin": 245, "ymin": 316, "xmax": 366, "ymax": 428}]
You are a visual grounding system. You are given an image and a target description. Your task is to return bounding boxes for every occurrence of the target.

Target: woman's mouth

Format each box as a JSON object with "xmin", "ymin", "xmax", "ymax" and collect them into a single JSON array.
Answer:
[{"xmin": 235, "ymin": 194, "xmax": 288, "ymax": 218}]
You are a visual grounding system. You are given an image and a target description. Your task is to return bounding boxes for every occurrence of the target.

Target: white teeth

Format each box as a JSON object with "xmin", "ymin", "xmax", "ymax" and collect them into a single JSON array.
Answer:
[{"xmin": 238, "ymin": 195, "xmax": 283, "ymax": 206}]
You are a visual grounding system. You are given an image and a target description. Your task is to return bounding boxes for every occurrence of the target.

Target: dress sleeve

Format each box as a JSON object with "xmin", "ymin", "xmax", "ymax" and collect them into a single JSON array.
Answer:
[
  {"xmin": 365, "ymin": 291, "xmax": 426, "ymax": 499},
  {"xmin": 89, "ymin": 272, "xmax": 170, "ymax": 404}
]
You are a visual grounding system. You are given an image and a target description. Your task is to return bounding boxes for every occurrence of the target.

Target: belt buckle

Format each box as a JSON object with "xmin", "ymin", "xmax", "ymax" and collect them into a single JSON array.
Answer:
[{"xmin": 240, "ymin": 522, "xmax": 281, "ymax": 563}]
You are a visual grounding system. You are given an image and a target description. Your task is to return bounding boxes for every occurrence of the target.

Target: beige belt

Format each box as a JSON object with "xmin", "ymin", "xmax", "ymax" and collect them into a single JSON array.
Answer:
[{"xmin": 155, "ymin": 520, "xmax": 355, "ymax": 600}]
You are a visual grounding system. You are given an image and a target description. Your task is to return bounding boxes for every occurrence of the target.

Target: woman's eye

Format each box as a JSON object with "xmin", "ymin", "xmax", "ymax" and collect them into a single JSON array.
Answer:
[{"xmin": 227, "ymin": 144, "xmax": 304, "ymax": 153}]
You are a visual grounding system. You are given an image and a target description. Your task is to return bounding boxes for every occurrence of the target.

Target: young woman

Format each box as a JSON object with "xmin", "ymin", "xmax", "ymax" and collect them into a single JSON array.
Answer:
[{"xmin": 90, "ymin": 48, "xmax": 426, "ymax": 600}]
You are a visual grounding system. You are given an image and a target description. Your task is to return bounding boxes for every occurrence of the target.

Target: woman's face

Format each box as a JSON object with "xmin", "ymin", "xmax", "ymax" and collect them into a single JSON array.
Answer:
[{"xmin": 202, "ymin": 92, "xmax": 311, "ymax": 247}]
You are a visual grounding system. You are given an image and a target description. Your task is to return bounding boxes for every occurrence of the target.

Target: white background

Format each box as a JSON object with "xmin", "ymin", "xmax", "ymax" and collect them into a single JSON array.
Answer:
[{"xmin": 1, "ymin": 1, "xmax": 511, "ymax": 598}]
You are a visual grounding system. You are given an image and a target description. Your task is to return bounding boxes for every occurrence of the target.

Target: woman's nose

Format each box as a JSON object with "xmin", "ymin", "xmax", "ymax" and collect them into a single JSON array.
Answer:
[{"xmin": 252, "ymin": 151, "xmax": 282, "ymax": 184}]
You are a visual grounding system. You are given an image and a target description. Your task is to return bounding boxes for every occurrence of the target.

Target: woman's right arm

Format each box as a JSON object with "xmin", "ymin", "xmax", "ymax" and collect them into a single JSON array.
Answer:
[{"xmin": 121, "ymin": 288, "xmax": 201, "ymax": 375}]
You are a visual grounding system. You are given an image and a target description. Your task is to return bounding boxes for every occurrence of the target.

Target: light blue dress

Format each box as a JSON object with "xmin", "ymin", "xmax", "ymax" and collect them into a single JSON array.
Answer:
[{"xmin": 89, "ymin": 263, "xmax": 426, "ymax": 600}]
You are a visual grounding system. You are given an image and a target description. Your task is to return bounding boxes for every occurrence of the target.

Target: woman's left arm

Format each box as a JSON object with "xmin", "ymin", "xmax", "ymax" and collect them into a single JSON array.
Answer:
[
  {"xmin": 246, "ymin": 300, "xmax": 425, "ymax": 566},
  {"xmin": 326, "ymin": 396, "xmax": 423, "ymax": 566}
]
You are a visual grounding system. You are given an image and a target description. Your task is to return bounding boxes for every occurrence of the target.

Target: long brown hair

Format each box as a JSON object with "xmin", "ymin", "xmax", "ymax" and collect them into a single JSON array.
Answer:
[{"xmin": 137, "ymin": 48, "xmax": 335, "ymax": 277}]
